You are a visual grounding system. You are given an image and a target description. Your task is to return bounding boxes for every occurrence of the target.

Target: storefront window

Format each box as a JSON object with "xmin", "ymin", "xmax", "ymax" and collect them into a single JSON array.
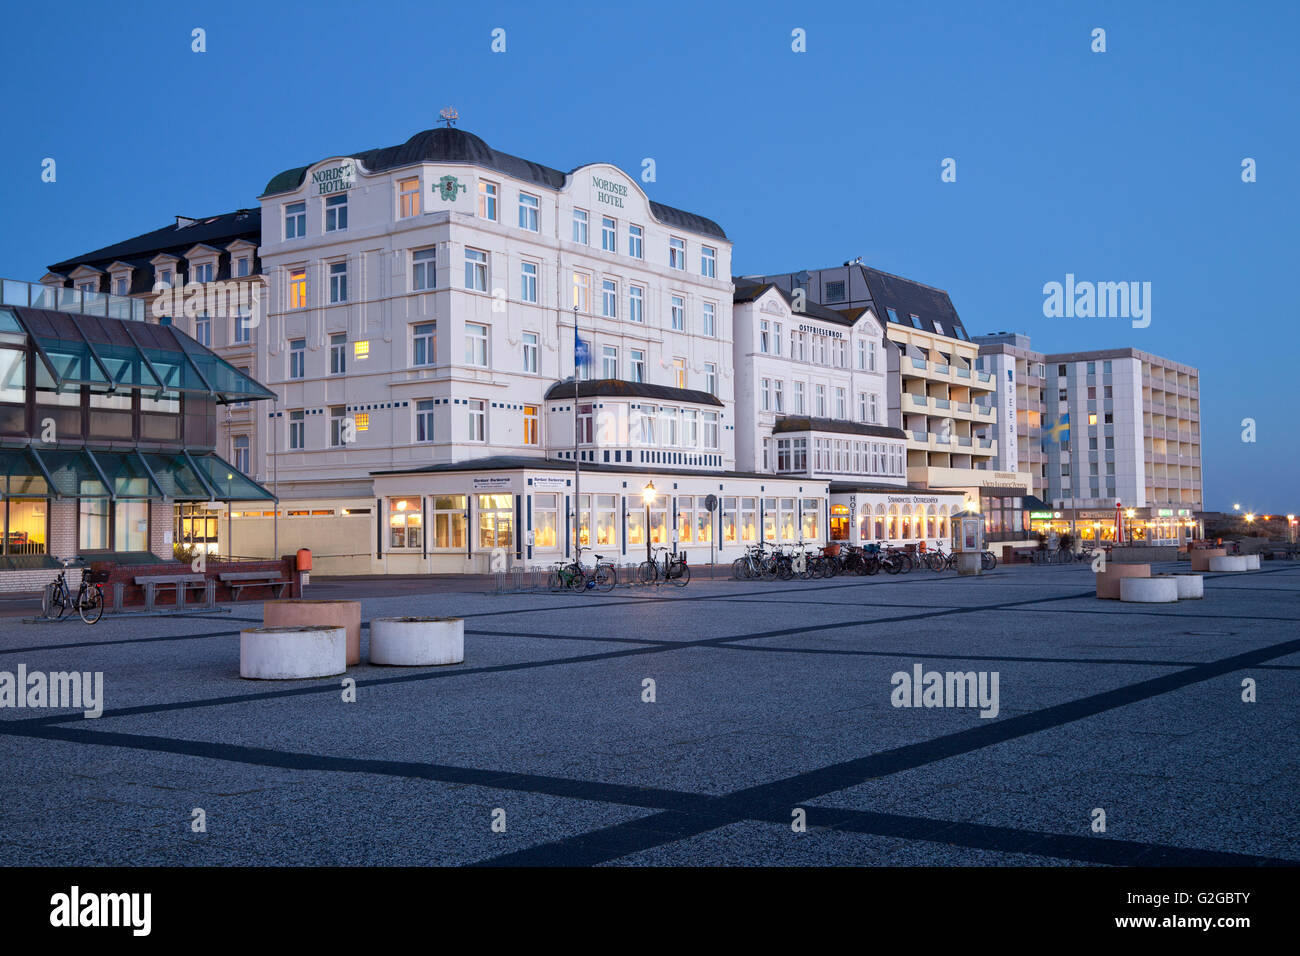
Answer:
[
  {"xmin": 432, "ymin": 496, "xmax": 467, "ymax": 549},
  {"xmin": 802, "ymin": 499, "xmax": 820, "ymax": 541},
  {"xmin": 763, "ymin": 497, "xmax": 778, "ymax": 542},
  {"xmin": 721, "ymin": 497, "xmax": 738, "ymax": 544},
  {"xmin": 739, "ymin": 498, "xmax": 757, "ymax": 543},
  {"xmin": 389, "ymin": 497, "xmax": 423, "ymax": 549},
  {"xmin": 4, "ymin": 498, "xmax": 48, "ymax": 555},
  {"xmin": 478, "ymin": 494, "xmax": 513, "ymax": 550},
  {"xmin": 648, "ymin": 506, "xmax": 667, "ymax": 545},
  {"xmin": 532, "ymin": 493, "xmax": 558, "ymax": 550},
  {"xmin": 79, "ymin": 497, "xmax": 110, "ymax": 551},
  {"xmin": 115, "ymin": 499, "xmax": 149, "ymax": 552},
  {"xmin": 695, "ymin": 505, "xmax": 712, "ymax": 545},
  {"xmin": 176, "ymin": 504, "xmax": 219, "ymax": 555},
  {"xmin": 678, "ymin": 496, "xmax": 695, "ymax": 544},
  {"xmin": 627, "ymin": 509, "xmax": 645, "ymax": 546},
  {"xmin": 832, "ymin": 504, "xmax": 851, "ymax": 541}
]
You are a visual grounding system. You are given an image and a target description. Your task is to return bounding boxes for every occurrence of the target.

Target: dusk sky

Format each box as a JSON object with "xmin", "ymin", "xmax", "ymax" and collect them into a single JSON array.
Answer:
[{"xmin": 2, "ymin": 0, "xmax": 1294, "ymax": 510}]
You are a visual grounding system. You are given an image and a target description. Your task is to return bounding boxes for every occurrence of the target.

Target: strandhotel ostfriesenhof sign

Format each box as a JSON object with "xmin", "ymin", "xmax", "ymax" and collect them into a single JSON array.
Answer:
[{"xmin": 312, "ymin": 160, "xmax": 355, "ymax": 196}]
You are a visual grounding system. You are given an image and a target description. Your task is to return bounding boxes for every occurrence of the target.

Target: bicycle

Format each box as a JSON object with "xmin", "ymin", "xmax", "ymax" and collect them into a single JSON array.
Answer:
[
  {"xmin": 925, "ymin": 545, "xmax": 956, "ymax": 572},
  {"xmin": 549, "ymin": 547, "xmax": 617, "ymax": 593},
  {"xmin": 43, "ymin": 558, "xmax": 105, "ymax": 624},
  {"xmin": 639, "ymin": 546, "xmax": 689, "ymax": 587}
]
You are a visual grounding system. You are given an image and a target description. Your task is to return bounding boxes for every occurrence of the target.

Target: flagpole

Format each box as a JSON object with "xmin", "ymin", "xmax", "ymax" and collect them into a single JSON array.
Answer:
[{"xmin": 573, "ymin": 304, "xmax": 580, "ymax": 561}]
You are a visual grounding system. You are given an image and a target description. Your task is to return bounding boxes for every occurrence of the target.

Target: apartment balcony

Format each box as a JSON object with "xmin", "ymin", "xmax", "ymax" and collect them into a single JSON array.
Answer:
[
  {"xmin": 906, "ymin": 393, "xmax": 930, "ymax": 410},
  {"xmin": 934, "ymin": 398, "xmax": 951, "ymax": 410},
  {"xmin": 911, "ymin": 358, "xmax": 927, "ymax": 371},
  {"xmin": 971, "ymin": 403, "xmax": 996, "ymax": 421}
]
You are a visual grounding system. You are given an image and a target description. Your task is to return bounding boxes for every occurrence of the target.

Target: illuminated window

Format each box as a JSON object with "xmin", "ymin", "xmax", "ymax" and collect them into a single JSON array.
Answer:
[
  {"xmin": 572, "ymin": 272, "xmax": 590, "ymax": 312},
  {"xmin": 353, "ymin": 340, "xmax": 369, "ymax": 361},
  {"xmin": 523, "ymin": 404, "xmax": 539, "ymax": 445},
  {"xmin": 289, "ymin": 269, "xmax": 307, "ymax": 309},
  {"xmin": 398, "ymin": 178, "xmax": 420, "ymax": 218},
  {"xmin": 1088, "ymin": 412, "xmax": 1098, "ymax": 425},
  {"xmin": 478, "ymin": 181, "xmax": 498, "ymax": 221},
  {"xmin": 673, "ymin": 357, "xmax": 686, "ymax": 389},
  {"xmin": 354, "ymin": 412, "xmax": 369, "ymax": 431}
]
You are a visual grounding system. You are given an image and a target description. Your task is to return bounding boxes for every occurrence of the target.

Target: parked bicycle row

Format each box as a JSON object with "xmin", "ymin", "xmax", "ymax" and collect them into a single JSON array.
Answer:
[
  {"xmin": 731, "ymin": 541, "xmax": 997, "ymax": 580},
  {"xmin": 545, "ymin": 546, "xmax": 690, "ymax": 593}
]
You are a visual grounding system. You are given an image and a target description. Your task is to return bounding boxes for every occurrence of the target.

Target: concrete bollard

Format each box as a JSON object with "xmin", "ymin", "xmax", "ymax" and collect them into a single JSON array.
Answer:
[
  {"xmin": 1173, "ymin": 574, "xmax": 1204, "ymax": 599},
  {"xmin": 369, "ymin": 617, "xmax": 465, "ymax": 666},
  {"xmin": 240, "ymin": 625, "xmax": 346, "ymax": 679},
  {"xmin": 1209, "ymin": 556, "xmax": 1249, "ymax": 572},
  {"xmin": 264, "ymin": 600, "xmax": 362, "ymax": 665},
  {"xmin": 1120, "ymin": 577, "xmax": 1179, "ymax": 603}
]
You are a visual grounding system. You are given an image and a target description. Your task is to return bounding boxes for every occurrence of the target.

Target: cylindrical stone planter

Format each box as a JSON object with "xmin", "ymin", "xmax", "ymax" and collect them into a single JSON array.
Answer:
[
  {"xmin": 240, "ymin": 625, "xmax": 346, "ymax": 679},
  {"xmin": 264, "ymin": 600, "xmax": 362, "ymax": 665},
  {"xmin": 370, "ymin": 617, "xmax": 465, "ymax": 666},
  {"xmin": 1243, "ymin": 554, "xmax": 1261, "ymax": 570},
  {"xmin": 1096, "ymin": 562, "xmax": 1150, "ymax": 600},
  {"xmin": 1209, "ymin": 555, "xmax": 1249, "ymax": 572},
  {"xmin": 1120, "ymin": 576, "xmax": 1179, "ymax": 603},
  {"xmin": 1173, "ymin": 574, "xmax": 1204, "ymax": 599},
  {"xmin": 1190, "ymin": 548, "xmax": 1225, "ymax": 572}
]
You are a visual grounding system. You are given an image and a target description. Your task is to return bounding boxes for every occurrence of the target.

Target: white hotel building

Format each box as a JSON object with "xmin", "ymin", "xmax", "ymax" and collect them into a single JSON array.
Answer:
[{"xmin": 41, "ymin": 127, "xmax": 967, "ymax": 572}]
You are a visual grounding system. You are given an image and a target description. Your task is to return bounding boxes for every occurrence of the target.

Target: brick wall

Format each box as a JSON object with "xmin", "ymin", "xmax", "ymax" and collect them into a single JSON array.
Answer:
[
  {"xmin": 48, "ymin": 499, "xmax": 77, "ymax": 560},
  {"xmin": 150, "ymin": 501, "xmax": 172, "ymax": 557}
]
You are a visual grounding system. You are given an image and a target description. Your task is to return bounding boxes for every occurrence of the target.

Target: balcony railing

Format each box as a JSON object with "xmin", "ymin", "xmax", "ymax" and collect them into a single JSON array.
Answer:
[
  {"xmin": 911, "ymin": 358, "xmax": 927, "ymax": 370},
  {"xmin": 934, "ymin": 398, "xmax": 950, "ymax": 409},
  {"xmin": 912, "ymin": 430, "xmax": 929, "ymax": 442},
  {"xmin": 977, "ymin": 371, "xmax": 993, "ymax": 383},
  {"xmin": 2, "ymin": 277, "xmax": 147, "ymax": 321},
  {"xmin": 956, "ymin": 367, "xmax": 971, "ymax": 379}
]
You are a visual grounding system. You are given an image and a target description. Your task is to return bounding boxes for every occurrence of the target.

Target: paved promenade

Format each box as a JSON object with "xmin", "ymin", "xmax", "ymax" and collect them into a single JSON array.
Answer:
[{"xmin": 1, "ymin": 562, "xmax": 1296, "ymax": 866}]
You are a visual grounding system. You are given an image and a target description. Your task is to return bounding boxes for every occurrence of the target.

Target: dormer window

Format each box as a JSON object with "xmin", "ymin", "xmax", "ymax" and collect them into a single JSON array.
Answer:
[
  {"xmin": 193, "ymin": 263, "xmax": 214, "ymax": 284},
  {"xmin": 114, "ymin": 277, "xmax": 129, "ymax": 296},
  {"xmin": 236, "ymin": 257, "xmax": 250, "ymax": 277}
]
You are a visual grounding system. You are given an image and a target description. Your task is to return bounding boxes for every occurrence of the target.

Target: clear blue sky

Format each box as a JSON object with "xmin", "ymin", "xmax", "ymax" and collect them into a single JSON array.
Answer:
[{"xmin": 2, "ymin": 0, "xmax": 1295, "ymax": 511}]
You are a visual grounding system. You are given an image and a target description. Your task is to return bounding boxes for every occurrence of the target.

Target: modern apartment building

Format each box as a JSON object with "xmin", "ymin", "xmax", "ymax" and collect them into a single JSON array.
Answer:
[{"xmin": 974, "ymin": 333, "xmax": 1203, "ymax": 545}]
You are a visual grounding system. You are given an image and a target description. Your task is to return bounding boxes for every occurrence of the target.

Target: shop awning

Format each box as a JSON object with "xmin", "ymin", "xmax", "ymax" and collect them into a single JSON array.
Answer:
[
  {"xmin": 0, "ymin": 306, "xmax": 275, "ymax": 404},
  {"xmin": 0, "ymin": 445, "xmax": 274, "ymax": 502},
  {"xmin": 1021, "ymin": 494, "xmax": 1052, "ymax": 511}
]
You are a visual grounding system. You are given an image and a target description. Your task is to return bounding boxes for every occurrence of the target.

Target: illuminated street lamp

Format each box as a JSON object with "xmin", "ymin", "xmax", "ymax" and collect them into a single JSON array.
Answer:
[
  {"xmin": 641, "ymin": 481, "xmax": 657, "ymax": 562},
  {"xmin": 1245, "ymin": 513, "xmax": 1255, "ymax": 523},
  {"xmin": 1233, "ymin": 504, "xmax": 1240, "ymax": 511}
]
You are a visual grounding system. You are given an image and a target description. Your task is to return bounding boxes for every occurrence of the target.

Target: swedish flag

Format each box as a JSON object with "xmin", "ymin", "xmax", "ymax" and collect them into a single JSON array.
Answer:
[{"xmin": 1042, "ymin": 413, "xmax": 1070, "ymax": 448}]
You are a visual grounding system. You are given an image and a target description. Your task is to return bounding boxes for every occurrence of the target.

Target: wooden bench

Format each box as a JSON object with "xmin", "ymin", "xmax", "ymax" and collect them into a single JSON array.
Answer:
[
  {"xmin": 219, "ymin": 571, "xmax": 291, "ymax": 600},
  {"xmin": 133, "ymin": 574, "xmax": 215, "ymax": 611}
]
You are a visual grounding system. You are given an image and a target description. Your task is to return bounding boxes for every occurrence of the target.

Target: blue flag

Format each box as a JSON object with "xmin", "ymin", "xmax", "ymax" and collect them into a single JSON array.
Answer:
[
  {"xmin": 1042, "ymin": 413, "xmax": 1070, "ymax": 448},
  {"xmin": 575, "ymin": 335, "xmax": 592, "ymax": 371}
]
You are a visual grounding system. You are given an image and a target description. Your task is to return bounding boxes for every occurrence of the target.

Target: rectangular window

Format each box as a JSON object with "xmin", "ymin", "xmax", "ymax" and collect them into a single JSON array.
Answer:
[
  {"xmin": 520, "ymin": 260, "xmax": 538, "ymax": 303},
  {"xmin": 467, "ymin": 400, "xmax": 486, "ymax": 442},
  {"xmin": 523, "ymin": 404, "xmax": 539, "ymax": 445},
  {"xmin": 601, "ymin": 217, "xmax": 617, "ymax": 252},
  {"xmin": 413, "ymin": 322, "xmax": 436, "ymax": 366},
  {"xmin": 628, "ymin": 286, "xmax": 644, "ymax": 323},
  {"xmin": 628, "ymin": 224, "xmax": 643, "ymax": 259},
  {"xmin": 601, "ymin": 279, "xmax": 617, "ymax": 318},
  {"xmin": 329, "ymin": 333, "xmax": 347, "ymax": 374},
  {"xmin": 701, "ymin": 302, "xmax": 716, "ymax": 337},
  {"xmin": 289, "ymin": 339, "xmax": 305, "ymax": 379},
  {"xmin": 673, "ymin": 357, "xmax": 686, "ymax": 389},
  {"xmin": 478, "ymin": 181, "xmax": 498, "ymax": 220},
  {"xmin": 793, "ymin": 381, "xmax": 805, "ymax": 415},
  {"xmin": 572, "ymin": 272, "xmax": 590, "ymax": 312},
  {"xmin": 328, "ymin": 262, "xmax": 347, "ymax": 303},
  {"xmin": 284, "ymin": 202, "xmax": 306, "ymax": 239},
  {"xmin": 572, "ymin": 208, "xmax": 589, "ymax": 244},
  {"xmin": 857, "ymin": 392, "xmax": 867, "ymax": 422},
  {"xmin": 669, "ymin": 236, "xmax": 685, "ymax": 270},
  {"xmin": 602, "ymin": 345, "xmax": 618, "ymax": 379},
  {"xmin": 232, "ymin": 434, "xmax": 250, "ymax": 473},
  {"xmin": 761, "ymin": 378, "xmax": 771, "ymax": 411},
  {"xmin": 325, "ymin": 193, "xmax": 348, "ymax": 231},
  {"xmin": 233, "ymin": 309, "xmax": 251, "ymax": 344},
  {"xmin": 816, "ymin": 385, "xmax": 826, "ymax": 417},
  {"xmin": 704, "ymin": 362, "xmax": 717, "ymax": 395},
  {"xmin": 826, "ymin": 280, "xmax": 845, "ymax": 303},
  {"xmin": 465, "ymin": 248, "xmax": 487, "ymax": 291},
  {"xmin": 289, "ymin": 409, "xmax": 305, "ymax": 449},
  {"xmin": 465, "ymin": 322, "xmax": 489, "ymax": 367},
  {"xmin": 523, "ymin": 331, "xmax": 539, "ymax": 373},
  {"xmin": 773, "ymin": 380, "xmax": 784, "ymax": 412},
  {"xmin": 289, "ymin": 269, "xmax": 307, "ymax": 309},
  {"xmin": 703, "ymin": 411, "xmax": 719, "ymax": 449},
  {"xmin": 398, "ymin": 177, "xmax": 420, "ymax": 218},
  {"xmin": 388, "ymin": 498, "xmax": 423, "ymax": 550},
  {"xmin": 682, "ymin": 409, "xmax": 699, "ymax": 448},
  {"xmin": 701, "ymin": 246, "xmax": 716, "ymax": 278},
  {"xmin": 869, "ymin": 392, "xmax": 878, "ymax": 423},
  {"xmin": 629, "ymin": 349, "xmax": 646, "ymax": 383},
  {"xmin": 671, "ymin": 295, "xmax": 685, "ymax": 331},
  {"xmin": 431, "ymin": 496, "xmax": 468, "ymax": 549},
  {"xmin": 518, "ymin": 192, "xmax": 540, "ymax": 231},
  {"xmin": 236, "ymin": 257, "xmax": 250, "ymax": 277},
  {"xmin": 638, "ymin": 404, "xmax": 656, "ymax": 443},
  {"xmin": 416, "ymin": 399, "xmax": 435, "ymax": 443},
  {"xmin": 836, "ymin": 387, "xmax": 846, "ymax": 419},
  {"xmin": 192, "ymin": 263, "xmax": 214, "ymax": 284},
  {"xmin": 760, "ymin": 320, "xmax": 770, "ymax": 354},
  {"xmin": 412, "ymin": 247, "xmax": 436, "ymax": 291},
  {"xmin": 329, "ymin": 405, "xmax": 347, "ymax": 447},
  {"xmin": 194, "ymin": 313, "xmax": 211, "ymax": 347}
]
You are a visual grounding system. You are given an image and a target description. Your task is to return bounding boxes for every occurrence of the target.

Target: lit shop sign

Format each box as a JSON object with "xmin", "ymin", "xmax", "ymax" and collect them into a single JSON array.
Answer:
[
  {"xmin": 1029, "ymin": 511, "xmax": 1057, "ymax": 520},
  {"xmin": 1156, "ymin": 509, "xmax": 1175, "ymax": 517},
  {"xmin": 530, "ymin": 475, "xmax": 568, "ymax": 489},
  {"xmin": 472, "ymin": 476, "xmax": 512, "ymax": 490},
  {"xmin": 798, "ymin": 324, "xmax": 843, "ymax": 339},
  {"xmin": 312, "ymin": 161, "xmax": 355, "ymax": 196},
  {"xmin": 887, "ymin": 495, "xmax": 941, "ymax": 505},
  {"xmin": 593, "ymin": 176, "xmax": 628, "ymax": 208}
]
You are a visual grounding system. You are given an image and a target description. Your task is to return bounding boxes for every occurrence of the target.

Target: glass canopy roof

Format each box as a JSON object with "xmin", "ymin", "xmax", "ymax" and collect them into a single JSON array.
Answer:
[
  {"xmin": 0, "ymin": 446, "xmax": 274, "ymax": 501},
  {"xmin": 0, "ymin": 305, "xmax": 275, "ymax": 403}
]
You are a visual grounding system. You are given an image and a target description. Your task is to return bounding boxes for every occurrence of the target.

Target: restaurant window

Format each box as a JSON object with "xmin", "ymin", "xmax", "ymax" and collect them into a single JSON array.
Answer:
[
  {"xmin": 739, "ymin": 497, "xmax": 758, "ymax": 542},
  {"xmin": 721, "ymin": 497, "xmax": 738, "ymax": 544},
  {"xmin": 389, "ymin": 498, "xmax": 422, "ymax": 549},
  {"xmin": 3, "ymin": 496, "xmax": 49, "ymax": 556},
  {"xmin": 802, "ymin": 499, "xmax": 820, "ymax": 540},
  {"xmin": 478, "ymin": 494, "xmax": 513, "ymax": 550},
  {"xmin": 533, "ymin": 493, "xmax": 559, "ymax": 549},
  {"xmin": 578, "ymin": 494, "xmax": 617, "ymax": 547},
  {"xmin": 762, "ymin": 498, "xmax": 777, "ymax": 542},
  {"xmin": 430, "ymin": 495, "xmax": 467, "ymax": 550},
  {"xmin": 830, "ymin": 504, "xmax": 851, "ymax": 541},
  {"xmin": 175, "ymin": 504, "xmax": 217, "ymax": 556}
]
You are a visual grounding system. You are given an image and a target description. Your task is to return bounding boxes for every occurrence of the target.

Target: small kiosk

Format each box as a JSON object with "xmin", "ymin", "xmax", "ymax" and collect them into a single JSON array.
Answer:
[{"xmin": 950, "ymin": 509, "xmax": 985, "ymax": 576}]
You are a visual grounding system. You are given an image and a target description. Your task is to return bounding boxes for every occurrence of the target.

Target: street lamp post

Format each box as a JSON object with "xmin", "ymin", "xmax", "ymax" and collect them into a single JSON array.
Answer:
[{"xmin": 642, "ymin": 481, "xmax": 656, "ymax": 564}]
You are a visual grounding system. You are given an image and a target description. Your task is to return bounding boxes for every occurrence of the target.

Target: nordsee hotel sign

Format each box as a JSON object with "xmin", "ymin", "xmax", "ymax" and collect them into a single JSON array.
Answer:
[
  {"xmin": 312, "ymin": 161, "xmax": 356, "ymax": 196},
  {"xmin": 593, "ymin": 175, "xmax": 628, "ymax": 208}
]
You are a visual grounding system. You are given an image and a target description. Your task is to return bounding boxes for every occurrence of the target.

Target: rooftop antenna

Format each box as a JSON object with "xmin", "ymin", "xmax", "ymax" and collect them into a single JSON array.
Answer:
[{"xmin": 438, "ymin": 107, "xmax": 459, "ymax": 127}]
